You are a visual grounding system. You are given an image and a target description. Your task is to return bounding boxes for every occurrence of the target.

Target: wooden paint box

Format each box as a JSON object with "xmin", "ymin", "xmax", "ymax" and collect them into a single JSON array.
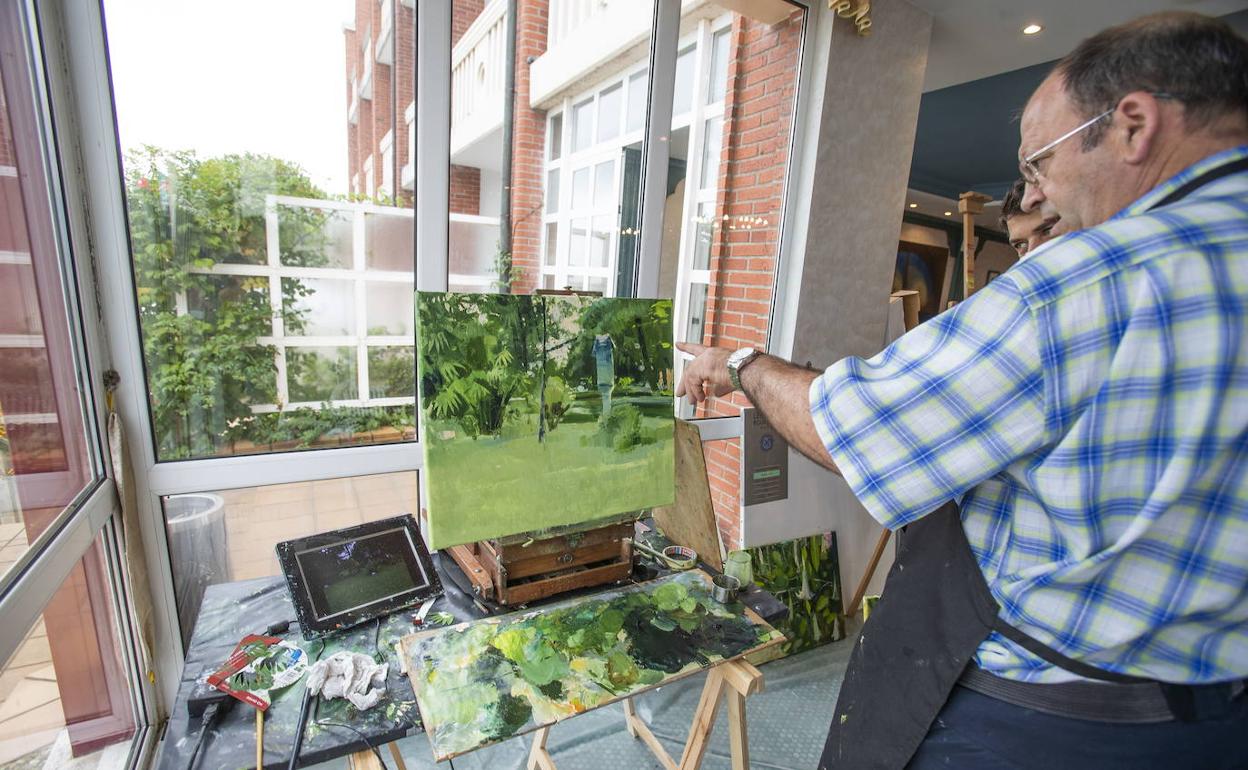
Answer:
[{"xmin": 446, "ymin": 518, "xmax": 635, "ymax": 605}]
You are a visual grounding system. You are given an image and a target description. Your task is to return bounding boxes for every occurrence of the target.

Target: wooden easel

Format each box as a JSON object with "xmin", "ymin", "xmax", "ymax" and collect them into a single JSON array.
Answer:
[
  {"xmin": 527, "ymin": 658, "xmax": 765, "ymax": 770},
  {"xmin": 346, "ymin": 743, "xmax": 408, "ymax": 769}
]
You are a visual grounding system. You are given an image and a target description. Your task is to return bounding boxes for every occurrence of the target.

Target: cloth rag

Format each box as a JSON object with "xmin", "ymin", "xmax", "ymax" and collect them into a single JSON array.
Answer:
[{"xmin": 305, "ymin": 652, "xmax": 389, "ymax": 711}]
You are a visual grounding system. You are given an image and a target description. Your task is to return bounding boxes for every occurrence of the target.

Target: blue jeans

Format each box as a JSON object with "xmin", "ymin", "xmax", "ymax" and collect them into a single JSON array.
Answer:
[{"xmin": 907, "ymin": 684, "xmax": 1248, "ymax": 769}]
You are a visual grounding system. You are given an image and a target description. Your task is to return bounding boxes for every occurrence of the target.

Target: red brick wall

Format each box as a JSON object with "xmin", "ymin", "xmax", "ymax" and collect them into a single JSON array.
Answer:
[
  {"xmin": 453, "ymin": 0, "xmax": 487, "ymax": 46},
  {"xmin": 698, "ymin": 11, "xmax": 803, "ymax": 549},
  {"xmin": 507, "ymin": 0, "xmax": 549, "ymax": 294},
  {"xmin": 395, "ymin": 2, "xmax": 415, "ymax": 207},
  {"xmin": 449, "ymin": 165, "xmax": 481, "ymax": 214},
  {"xmin": 344, "ymin": 23, "xmax": 359, "ymax": 191}
]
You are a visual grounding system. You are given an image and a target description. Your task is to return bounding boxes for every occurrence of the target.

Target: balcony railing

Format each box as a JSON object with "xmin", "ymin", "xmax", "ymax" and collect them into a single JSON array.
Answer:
[
  {"xmin": 450, "ymin": 0, "xmax": 507, "ymax": 160},
  {"xmin": 548, "ymin": 0, "xmax": 615, "ymax": 49}
]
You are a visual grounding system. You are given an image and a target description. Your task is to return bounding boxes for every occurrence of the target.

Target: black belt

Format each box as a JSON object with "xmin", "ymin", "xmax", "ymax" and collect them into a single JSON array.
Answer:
[{"xmin": 958, "ymin": 663, "xmax": 1248, "ymax": 724}]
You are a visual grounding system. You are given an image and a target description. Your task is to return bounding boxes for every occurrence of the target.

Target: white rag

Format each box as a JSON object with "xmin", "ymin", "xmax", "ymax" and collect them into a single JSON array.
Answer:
[{"xmin": 305, "ymin": 651, "xmax": 389, "ymax": 711}]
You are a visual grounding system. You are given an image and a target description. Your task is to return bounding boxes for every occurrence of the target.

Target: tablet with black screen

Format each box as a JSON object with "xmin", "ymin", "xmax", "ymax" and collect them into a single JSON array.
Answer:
[{"xmin": 276, "ymin": 514, "xmax": 442, "ymax": 639}]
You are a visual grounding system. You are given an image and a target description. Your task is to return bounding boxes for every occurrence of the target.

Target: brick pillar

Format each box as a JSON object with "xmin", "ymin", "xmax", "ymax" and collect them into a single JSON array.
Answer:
[
  {"xmin": 396, "ymin": 1, "xmax": 415, "ymax": 207},
  {"xmin": 449, "ymin": 165, "xmax": 482, "ymax": 214},
  {"xmin": 508, "ymin": 0, "xmax": 549, "ymax": 295},
  {"xmin": 699, "ymin": 11, "xmax": 803, "ymax": 549}
]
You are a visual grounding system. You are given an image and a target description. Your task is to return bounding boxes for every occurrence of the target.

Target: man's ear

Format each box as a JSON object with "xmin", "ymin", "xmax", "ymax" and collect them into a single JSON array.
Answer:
[{"xmin": 1114, "ymin": 91, "xmax": 1163, "ymax": 164}]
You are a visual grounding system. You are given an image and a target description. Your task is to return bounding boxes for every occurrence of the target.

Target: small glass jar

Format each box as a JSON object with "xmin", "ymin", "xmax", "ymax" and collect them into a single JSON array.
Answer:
[{"xmin": 724, "ymin": 550, "xmax": 753, "ymax": 587}]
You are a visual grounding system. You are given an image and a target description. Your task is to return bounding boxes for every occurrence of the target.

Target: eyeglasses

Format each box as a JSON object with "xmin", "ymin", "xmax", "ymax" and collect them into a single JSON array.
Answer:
[
  {"xmin": 1018, "ymin": 108, "xmax": 1113, "ymax": 184},
  {"xmin": 1019, "ymin": 92, "xmax": 1178, "ymax": 185}
]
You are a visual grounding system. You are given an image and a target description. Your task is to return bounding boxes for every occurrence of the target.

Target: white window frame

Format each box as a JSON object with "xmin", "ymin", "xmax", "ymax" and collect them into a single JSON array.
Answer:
[
  {"xmin": 0, "ymin": 1, "xmax": 156, "ymax": 765},
  {"xmin": 174, "ymin": 195, "xmax": 415, "ymax": 412}
]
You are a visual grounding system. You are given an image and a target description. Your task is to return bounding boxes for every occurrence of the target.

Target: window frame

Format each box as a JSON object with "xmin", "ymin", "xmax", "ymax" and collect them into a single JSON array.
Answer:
[{"xmin": 0, "ymin": 0, "xmax": 155, "ymax": 765}]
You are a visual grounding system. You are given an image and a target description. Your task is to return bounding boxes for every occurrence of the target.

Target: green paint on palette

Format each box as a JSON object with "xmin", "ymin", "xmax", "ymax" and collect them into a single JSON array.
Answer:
[{"xmin": 400, "ymin": 570, "xmax": 783, "ymax": 760}]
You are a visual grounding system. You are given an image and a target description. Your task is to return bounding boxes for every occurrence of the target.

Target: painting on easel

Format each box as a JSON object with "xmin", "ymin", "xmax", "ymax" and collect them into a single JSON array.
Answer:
[
  {"xmin": 416, "ymin": 293, "xmax": 675, "ymax": 550},
  {"xmin": 399, "ymin": 570, "xmax": 783, "ymax": 760}
]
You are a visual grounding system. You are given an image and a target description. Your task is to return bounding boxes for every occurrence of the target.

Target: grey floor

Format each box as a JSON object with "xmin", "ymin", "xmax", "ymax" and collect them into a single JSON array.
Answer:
[{"xmin": 320, "ymin": 638, "xmax": 854, "ymax": 770}]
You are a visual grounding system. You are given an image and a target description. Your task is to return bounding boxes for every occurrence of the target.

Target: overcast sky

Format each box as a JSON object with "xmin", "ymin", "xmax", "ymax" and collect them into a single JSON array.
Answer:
[{"xmin": 104, "ymin": 0, "xmax": 355, "ymax": 195}]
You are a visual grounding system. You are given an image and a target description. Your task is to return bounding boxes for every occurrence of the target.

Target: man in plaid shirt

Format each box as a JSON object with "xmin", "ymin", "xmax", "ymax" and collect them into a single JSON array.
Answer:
[{"xmin": 678, "ymin": 11, "xmax": 1247, "ymax": 768}]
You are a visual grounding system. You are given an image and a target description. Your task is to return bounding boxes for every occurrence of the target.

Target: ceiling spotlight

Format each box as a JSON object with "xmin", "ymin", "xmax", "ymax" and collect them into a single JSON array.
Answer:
[
  {"xmin": 1022, "ymin": 23, "xmax": 1043, "ymax": 35},
  {"xmin": 908, "ymin": 202, "xmax": 918, "ymax": 208},
  {"xmin": 943, "ymin": 211, "xmax": 953, "ymax": 216}
]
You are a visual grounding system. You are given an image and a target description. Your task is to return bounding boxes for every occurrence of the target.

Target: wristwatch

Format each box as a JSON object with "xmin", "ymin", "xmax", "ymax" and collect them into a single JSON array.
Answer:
[{"xmin": 726, "ymin": 347, "xmax": 761, "ymax": 391}]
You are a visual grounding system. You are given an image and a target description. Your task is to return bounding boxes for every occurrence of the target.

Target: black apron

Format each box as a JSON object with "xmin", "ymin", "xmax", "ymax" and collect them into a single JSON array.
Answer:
[{"xmin": 819, "ymin": 156, "xmax": 1248, "ymax": 770}]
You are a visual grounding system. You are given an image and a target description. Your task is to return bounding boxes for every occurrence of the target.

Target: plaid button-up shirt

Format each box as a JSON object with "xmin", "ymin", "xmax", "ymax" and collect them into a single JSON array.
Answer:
[{"xmin": 811, "ymin": 146, "xmax": 1248, "ymax": 683}]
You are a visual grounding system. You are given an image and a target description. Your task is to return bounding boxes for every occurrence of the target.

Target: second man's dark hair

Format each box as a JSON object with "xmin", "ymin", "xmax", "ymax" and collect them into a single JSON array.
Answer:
[
  {"xmin": 1056, "ymin": 11, "xmax": 1248, "ymax": 148},
  {"xmin": 1000, "ymin": 179, "xmax": 1027, "ymax": 231}
]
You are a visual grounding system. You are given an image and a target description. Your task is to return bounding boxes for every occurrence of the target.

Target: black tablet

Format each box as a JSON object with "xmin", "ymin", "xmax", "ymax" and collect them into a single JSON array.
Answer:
[{"xmin": 275, "ymin": 514, "xmax": 442, "ymax": 639}]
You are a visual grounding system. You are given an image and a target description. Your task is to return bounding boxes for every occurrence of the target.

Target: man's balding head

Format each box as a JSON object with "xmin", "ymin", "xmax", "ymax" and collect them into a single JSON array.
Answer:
[{"xmin": 1020, "ymin": 12, "xmax": 1248, "ymax": 230}]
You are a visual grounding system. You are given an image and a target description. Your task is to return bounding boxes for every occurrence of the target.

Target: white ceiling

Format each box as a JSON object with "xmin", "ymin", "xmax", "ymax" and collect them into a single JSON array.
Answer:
[{"xmin": 910, "ymin": 0, "xmax": 1248, "ymax": 92}]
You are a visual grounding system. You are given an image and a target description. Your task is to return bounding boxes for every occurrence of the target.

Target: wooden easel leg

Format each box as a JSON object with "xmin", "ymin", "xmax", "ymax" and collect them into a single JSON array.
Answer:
[
  {"xmin": 623, "ymin": 698, "xmax": 640, "ymax": 737},
  {"xmin": 678, "ymin": 670, "xmax": 728, "ymax": 770},
  {"xmin": 347, "ymin": 748, "xmax": 384, "ymax": 770},
  {"xmin": 675, "ymin": 660, "xmax": 762, "ymax": 770},
  {"xmin": 387, "ymin": 741, "xmax": 409, "ymax": 770},
  {"xmin": 527, "ymin": 726, "xmax": 556, "ymax": 770},
  {"xmin": 727, "ymin": 691, "xmax": 748, "ymax": 770},
  {"xmin": 623, "ymin": 696, "xmax": 678, "ymax": 770}
]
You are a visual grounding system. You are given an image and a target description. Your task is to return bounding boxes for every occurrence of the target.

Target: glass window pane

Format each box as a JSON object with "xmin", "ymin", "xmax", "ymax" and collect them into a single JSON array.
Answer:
[
  {"xmin": 544, "ymin": 222, "xmax": 558, "ymax": 266},
  {"xmin": 161, "ymin": 472, "xmax": 419, "ymax": 643},
  {"xmin": 569, "ymin": 219, "xmax": 590, "ymax": 267},
  {"xmin": 591, "ymin": 215, "xmax": 613, "ymax": 268},
  {"xmin": 282, "ymin": 278, "xmax": 355, "ymax": 337},
  {"xmin": 0, "ymin": 19, "xmax": 99, "ymax": 569},
  {"xmin": 106, "ymin": 0, "xmax": 417, "ymax": 459},
  {"xmin": 708, "ymin": 28, "xmax": 731, "ymax": 104},
  {"xmin": 627, "ymin": 69, "xmax": 648, "ymax": 133},
  {"xmin": 572, "ymin": 167, "xmax": 591, "ymax": 209},
  {"xmin": 684, "ymin": 281, "xmax": 709, "ymax": 343},
  {"xmin": 366, "ymin": 283, "xmax": 414, "ymax": 336},
  {"xmin": 571, "ymin": 98, "xmax": 594, "ymax": 153},
  {"xmin": 279, "ymin": 206, "xmax": 354, "ymax": 269},
  {"xmin": 545, "ymin": 169, "xmax": 560, "ymax": 214},
  {"xmin": 549, "ymin": 113, "xmax": 563, "ymax": 160},
  {"xmin": 693, "ymin": 202, "xmax": 714, "ymax": 271},
  {"xmin": 365, "ymin": 211, "xmax": 413, "ymax": 271},
  {"xmin": 287, "ymin": 347, "xmax": 358, "ymax": 403},
  {"xmin": 673, "ymin": 47, "xmax": 695, "ymax": 115},
  {"xmin": 367, "ymin": 346, "xmax": 415, "ymax": 399},
  {"xmin": 597, "ymin": 84, "xmax": 622, "ymax": 143},
  {"xmin": 700, "ymin": 116, "xmax": 724, "ymax": 189},
  {"xmin": 448, "ymin": 216, "xmax": 501, "ymax": 291},
  {"xmin": 0, "ymin": 535, "xmax": 136, "ymax": 762},
  {"xmin": 541, "ymin": 273, "xmax": 556, "ymax": 290},
  {"xmin": 448, "ymin": 0, "xmax": 655, "ymax": 295},
  {"xmin": 587, "ymin": 276, "xmax": 608, "ymax": 294},
  {"xmin": 593, "ymin": 161, "xmax": 615, "ymax": 208}
]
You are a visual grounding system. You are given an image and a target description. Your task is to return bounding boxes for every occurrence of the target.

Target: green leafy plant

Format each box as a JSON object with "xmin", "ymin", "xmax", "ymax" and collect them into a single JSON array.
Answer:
[{"xmin": 125, "ymin": 148, "xmax": 413, "ymax": 458}]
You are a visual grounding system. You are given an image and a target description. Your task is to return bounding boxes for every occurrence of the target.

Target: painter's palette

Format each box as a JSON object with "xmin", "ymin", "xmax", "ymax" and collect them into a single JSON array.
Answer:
[{"xmin": 399, "ymin": 570, "xmax": 784, "ymax": 760}]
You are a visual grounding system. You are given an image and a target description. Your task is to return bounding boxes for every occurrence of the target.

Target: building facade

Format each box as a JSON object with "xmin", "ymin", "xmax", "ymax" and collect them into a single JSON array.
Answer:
[{"xmin": 343, "ymin": 0, "xmax": 806, "ymax": 549}]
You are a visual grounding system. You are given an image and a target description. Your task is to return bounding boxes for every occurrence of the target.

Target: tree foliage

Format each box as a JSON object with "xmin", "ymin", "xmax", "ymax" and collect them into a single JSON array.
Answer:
[{"xmin": 126, "ymin": 148, "xmax": 349, "ymax": 458}]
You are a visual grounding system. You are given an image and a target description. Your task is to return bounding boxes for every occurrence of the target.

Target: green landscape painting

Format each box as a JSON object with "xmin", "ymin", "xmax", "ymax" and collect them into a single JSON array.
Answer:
[
  {"xmin": 416, "ymin": 292, "xmax": 675, "ymax": 549},
  {"xmin": 399, "ymin": 570, "xmax": 783, "ymax": 760},
  {"xmin": 748, "ymin": 532, "xmax": 846, "ymax": 661}
]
